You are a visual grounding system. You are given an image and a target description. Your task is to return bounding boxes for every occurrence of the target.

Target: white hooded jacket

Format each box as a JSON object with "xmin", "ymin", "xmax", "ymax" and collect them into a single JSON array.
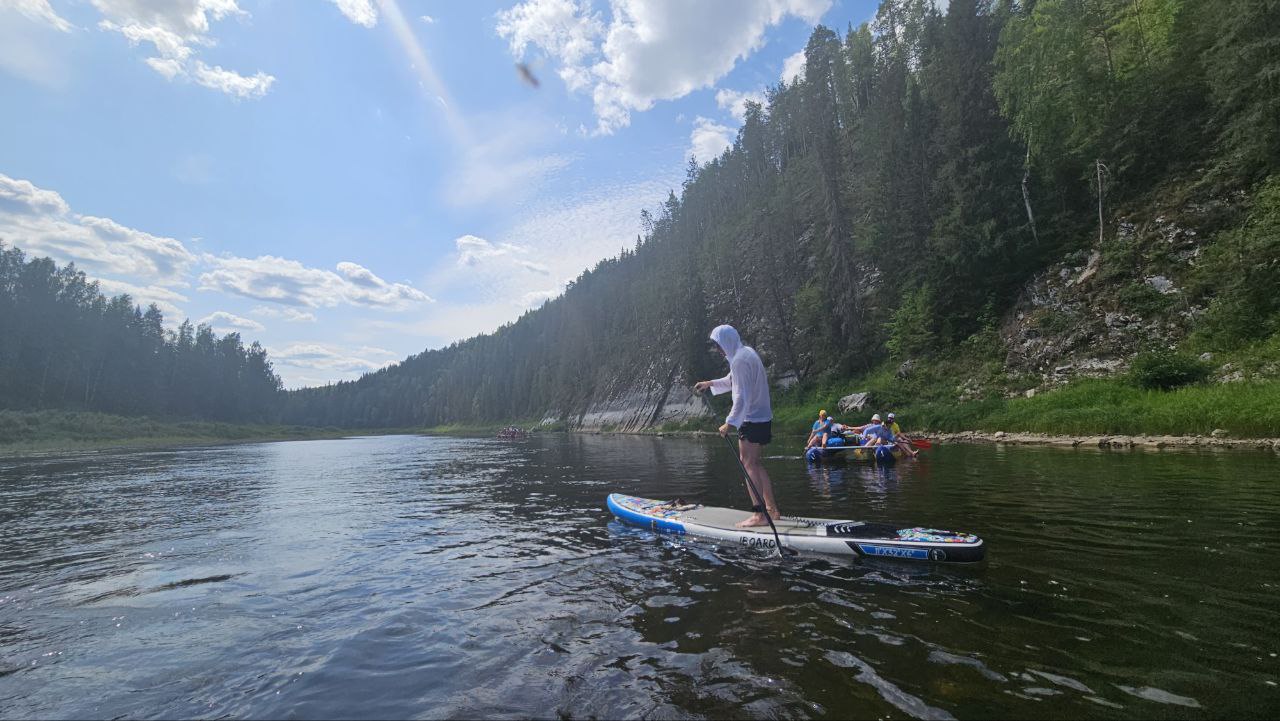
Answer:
[{"xmin": 707, "ymin": 324, "xmax": 772, "ymax": 429}]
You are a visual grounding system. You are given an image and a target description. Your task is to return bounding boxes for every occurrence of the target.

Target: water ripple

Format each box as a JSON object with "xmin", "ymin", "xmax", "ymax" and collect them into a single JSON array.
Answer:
[{"xmin": 1, "ymin": 435, "xmax": 1277, "ymax": 718}]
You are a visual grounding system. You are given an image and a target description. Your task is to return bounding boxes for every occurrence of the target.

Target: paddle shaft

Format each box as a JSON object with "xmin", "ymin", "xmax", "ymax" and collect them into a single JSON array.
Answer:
[{"xmin": 701, "ymin": 391, "xmax": 794, "ymax": 557}]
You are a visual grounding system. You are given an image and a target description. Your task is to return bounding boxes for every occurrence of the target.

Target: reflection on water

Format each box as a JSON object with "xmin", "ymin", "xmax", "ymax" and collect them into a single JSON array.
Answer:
[{"xmin": 1, "ymin": 434, "xmax": 1278, "ymax": 719}]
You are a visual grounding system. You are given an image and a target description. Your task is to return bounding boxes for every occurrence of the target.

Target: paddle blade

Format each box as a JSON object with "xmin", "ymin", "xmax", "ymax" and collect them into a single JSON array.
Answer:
[{"xmin": 910, "ymin": 438, "xmax": 933, "ymax": 449}]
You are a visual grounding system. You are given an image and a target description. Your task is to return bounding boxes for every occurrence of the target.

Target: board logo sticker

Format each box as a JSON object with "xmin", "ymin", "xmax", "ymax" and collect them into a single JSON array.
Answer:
[
  {"xmin": 858, "ymin": 544, "xmax": 928, "ymax": 560},
  {"xmin": 740, "ymin": 536, "xmax": 777, "ymax": 549}
]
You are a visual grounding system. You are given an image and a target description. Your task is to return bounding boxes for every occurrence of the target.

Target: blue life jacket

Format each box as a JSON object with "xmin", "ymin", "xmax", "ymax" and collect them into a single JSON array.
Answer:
[{"xmin": 862, "ymin": 424, "xmax": 894, "ymax": 444}]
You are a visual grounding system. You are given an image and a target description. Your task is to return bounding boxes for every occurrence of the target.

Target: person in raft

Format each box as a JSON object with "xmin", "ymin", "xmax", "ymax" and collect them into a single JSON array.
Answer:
[
  {"xmin": 854, "ymin": 414, "xmax": 896, "ymax": 446},
  {"xmin": 886, "ymin": 412, "xmax": 919, "ymax": 457},
  {"xmin": 692, "ymin": 324, "xmax": 779, "ymax": 528},
  {"xmin": 805, "ymin": 409, "xmax": 836, "ymax": 450}
]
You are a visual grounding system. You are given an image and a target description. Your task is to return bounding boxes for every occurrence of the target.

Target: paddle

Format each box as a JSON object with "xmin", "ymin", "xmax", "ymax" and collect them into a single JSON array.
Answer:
[
  {"xmin": 699, "ymin": 390, "xmax": 797, "ymax": 558},
  {"xmin": 908, "ymin": 437, "xmax": 933, "ymax": 449}
]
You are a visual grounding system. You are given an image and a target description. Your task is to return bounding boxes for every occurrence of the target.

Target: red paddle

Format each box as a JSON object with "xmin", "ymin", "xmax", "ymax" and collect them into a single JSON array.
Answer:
[{"xmin": 908, "ymin": 437, "xmax": 933, "ymax": 449}]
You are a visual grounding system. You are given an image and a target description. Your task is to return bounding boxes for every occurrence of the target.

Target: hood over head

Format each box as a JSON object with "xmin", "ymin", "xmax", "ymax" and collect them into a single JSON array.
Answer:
[{"xmin": 709, "ymin": 324, "xmax": 742, "ymax": 358}]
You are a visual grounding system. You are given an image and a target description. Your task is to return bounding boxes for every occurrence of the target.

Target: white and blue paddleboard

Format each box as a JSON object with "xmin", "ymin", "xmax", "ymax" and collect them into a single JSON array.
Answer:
[{"xmin": 607, "ymin": 494, "xmax": 985, "ymax": 563}]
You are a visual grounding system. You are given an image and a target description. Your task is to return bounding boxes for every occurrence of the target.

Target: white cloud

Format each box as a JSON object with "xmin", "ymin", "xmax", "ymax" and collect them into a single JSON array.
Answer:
[
  {"xmin": 90, "ymin": 0, "xmax": 245, "ymax": 35},
  {"xmin": 2, "ymin": 0, "xmax": 73, "ymax": 32},
  {"xmin": 0, "ymin": 173, "xmax": 196, "ymax": 284},
  {"xmin": 145, "ymin": 56, "xmax": 185, "ymax": 79},
  {"xmin": 271, "ymin": 342, "xmax": 394, "ymax": 375},
  {"xmin": 100, "ymin": 20, "xmax": 193, "ymax": 61},
  {"xmin": 520, "ymin": 286, "xmax": 563, "ymax": 308},
  {"xmin": 191, "ymin": 61, "xmax": 274, "ymax": 99},
  {"xmin": 251, "ymin": 305, "xmax": 317, "ymax": 323},
  {"xmin": 454, "ymin": 235, "xmax": 553, "ymax": 276},
  {"xmin": 329, "ymin": 0, "xmax": 377, "ymax": 27},
  {"xmin": 457, "ymin": 235, "xmax": 522, "ymax": 265},
  {"xmin": 198, "ymin": 254, "xmax": 433, "ymax": 310},
  {"xmin": 715, "ymin": 88, "xmax": 766, "ymax": 123},
  {"xmin": 497, "ymin": 0, "xmax": 830, "ymax": 134},
  {"xmin": 92, "ymin": 0, "xmax": 276, "ymax": 99},
  {"xmin": 687, "ymin": 116, "xmax": 733, "ymax": 163},
  {"xmin": 199, "ymin": 310, "xmax": 265, "ymax": 333},
  {"xmin": 0, "ymin": 173, "xmax": 69, "ymax": 215},
  {"xmin": 420, "ymin": 14, "xmax": 436, "ymax": 24},
  {"xmin": 497, "ymin": 0, "xmax": 604, "ymax": 94},
  {"xmin": 94, "ymin": 277, "xmax": 189, "ymax": 318},
  {"xmin": 780, "ymin": 48, "xmax": 806, "ymax": 83}
]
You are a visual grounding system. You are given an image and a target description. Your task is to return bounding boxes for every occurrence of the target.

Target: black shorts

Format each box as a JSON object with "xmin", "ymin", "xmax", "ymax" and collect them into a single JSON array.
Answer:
[{"xmin": 738, "ymin": 420, "xmax": 773, "ymax": 445}]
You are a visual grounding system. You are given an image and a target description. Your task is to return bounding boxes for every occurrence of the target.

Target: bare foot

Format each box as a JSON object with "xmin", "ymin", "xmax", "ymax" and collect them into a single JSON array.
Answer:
[{"xmin": 735, "ymin": 513, "xmax": 770, "ymax": 528}]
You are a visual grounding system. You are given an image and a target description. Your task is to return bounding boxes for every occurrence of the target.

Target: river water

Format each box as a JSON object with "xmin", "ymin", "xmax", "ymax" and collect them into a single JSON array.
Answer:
[{"xmin": 0, "ymin": 434, "xmax": 1277, "ymax": 719}]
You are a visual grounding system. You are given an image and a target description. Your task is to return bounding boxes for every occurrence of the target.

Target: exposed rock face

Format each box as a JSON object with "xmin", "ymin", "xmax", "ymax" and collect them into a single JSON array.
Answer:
[
  {"xmin": 996, "ymin": 198, "xmax": 1238, "ymax": 395},
  {"xmin": 575, "ymin": 369, "xmax": 711, "ymax": 431},
  {"xmin": 897, "ymin": 360, "xmax": 916, "ymax": 379},
  {"xmin": 1145, "ymin": 275, "xmax": 1176, "ymax": 294},
  {"xmin": 649, "ymin": 384, "xmax": 710, "ymax": 427},
  {"xmin": 839, "ymin": 392, "xmax": 870, "ymax": 414}
]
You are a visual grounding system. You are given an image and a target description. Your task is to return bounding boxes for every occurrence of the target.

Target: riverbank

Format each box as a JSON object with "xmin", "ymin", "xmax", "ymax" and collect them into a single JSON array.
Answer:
[
  {"xmin": 0, "ymin": 410, "xmax": 393, "ymax": 456},
  {"xmin": 610, "ymin": 424, "xmax": 1280, "ymax": 453},
  {"xmin": 768, "ymin": 376, "xmax": 1280, "ymax": 440},
  {"xmin": 928, "ymin": 429, "xmax": 1280, "ymax": 451}
]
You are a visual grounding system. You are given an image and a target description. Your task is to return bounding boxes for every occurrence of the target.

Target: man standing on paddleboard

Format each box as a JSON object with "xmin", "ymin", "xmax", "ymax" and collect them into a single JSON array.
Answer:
[{"xmin": 693, "ymin": 324, "xmax": 780, "ymax": 528}]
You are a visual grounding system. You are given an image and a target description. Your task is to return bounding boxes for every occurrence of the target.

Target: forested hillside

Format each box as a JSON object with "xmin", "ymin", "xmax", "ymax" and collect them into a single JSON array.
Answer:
[
  {"xmin": 0, "ymin": 245, "xmax": 282, "ymax": 422},
  {"xmin": 281, "ymin": 0, "xmax": 1280, "ymax": 430}
]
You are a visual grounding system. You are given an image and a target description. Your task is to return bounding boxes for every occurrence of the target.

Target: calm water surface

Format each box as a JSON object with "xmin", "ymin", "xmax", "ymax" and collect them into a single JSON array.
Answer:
[{"xmin": 1, "ymin": 434, "xmax": 1278, "ymax": 719}]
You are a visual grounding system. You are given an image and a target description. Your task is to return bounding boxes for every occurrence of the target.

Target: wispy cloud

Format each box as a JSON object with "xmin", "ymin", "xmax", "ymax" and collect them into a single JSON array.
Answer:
[
  {"xmin": 94, "ymin": 277, "xmax": 189, "ymax": 319},
  {"xmin": 444, "ymin": 116, "xmax": 578, "ymax": 206},
  {"xmin": 4, "ymin": 0, "xmax": 72, "ymax": 32},
  {"xmin": 199, "ymin": 310, "xmax": 265, "ymax": 333},
  {"xmin": 199, "ymin": 254, "xmax": 434, "ymax": 310},
  {"xmin": 427, "ymin": 175, "xmax": 673, "ymax": 327},
  {"xmin": 269, "ymin": 342, "xmax": 398, "ymax": 386},
  {"xmin": 251, "ymin": 305, "xmax": 317, "ymax": 323}
]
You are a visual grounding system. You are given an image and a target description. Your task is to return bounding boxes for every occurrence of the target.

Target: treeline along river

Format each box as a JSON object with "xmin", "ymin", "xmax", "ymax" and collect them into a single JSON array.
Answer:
[{"xmin": 1, "ymin": 434, "xmax": 1277, "ymax": 719}]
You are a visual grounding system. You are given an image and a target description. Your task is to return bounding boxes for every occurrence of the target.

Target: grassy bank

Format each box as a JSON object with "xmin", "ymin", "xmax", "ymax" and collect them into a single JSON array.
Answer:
[
  {"xmin": 0, "ymin": 410, "xmax": 380, "ymax": 455},
  {"xmin": 421, "ymin": 417, "xmax": 565, "ymax": 436},
  {"xmin": 768, "ymin": 376, "xmax": 1280, "ymax": 439}
]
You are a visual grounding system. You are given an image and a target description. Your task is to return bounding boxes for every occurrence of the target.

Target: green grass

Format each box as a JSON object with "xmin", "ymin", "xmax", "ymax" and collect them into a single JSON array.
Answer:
[
  {"xmin": 770, "ymin": 375, "xmax": 1280, "ymax": 439},
  {"xmin": 977, "ymin": 378, "xmax": 1280, "ymax": 437},
  {"xmin": 0, "ymin": 410, "xmax": 387, "ymax": 455}
]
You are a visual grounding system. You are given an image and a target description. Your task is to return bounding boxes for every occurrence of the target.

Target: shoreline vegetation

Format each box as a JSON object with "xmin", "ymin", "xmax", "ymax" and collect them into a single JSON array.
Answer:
[
  {"xmin": 0, "ymin": 410, "xmax": 386, "ymax": 457},
  {"xmin": 7, "ymin": 375, "xmax": 1278, "ymax": 456}
]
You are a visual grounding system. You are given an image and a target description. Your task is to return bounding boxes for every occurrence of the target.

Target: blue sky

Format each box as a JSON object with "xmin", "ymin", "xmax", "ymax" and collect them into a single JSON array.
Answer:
[{"xmin": 0, "ymin": 0, "xmax": 876, "ymax": 387}]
